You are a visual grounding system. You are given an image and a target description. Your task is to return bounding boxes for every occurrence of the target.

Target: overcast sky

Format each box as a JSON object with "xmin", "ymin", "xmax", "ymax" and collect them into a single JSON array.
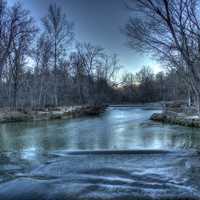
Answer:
[{"xmin": 8, "ymin": 0, "xmax": 161, "ymax": 74}]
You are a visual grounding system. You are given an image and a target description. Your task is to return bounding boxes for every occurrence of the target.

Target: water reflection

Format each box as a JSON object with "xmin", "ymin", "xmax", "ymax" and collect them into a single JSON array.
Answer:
[{"xmin": 0, "ymin": 107, "xmax": 200, "ymax": 159}]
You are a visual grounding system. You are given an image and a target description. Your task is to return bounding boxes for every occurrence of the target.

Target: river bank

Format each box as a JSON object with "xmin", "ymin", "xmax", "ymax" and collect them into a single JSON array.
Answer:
[
  {"xmin": 110, "ymin": 102, "xmax": 162, "ymax": 109},
  {"xmin": 149, "ymin": 100, "xmax": 200, "ymax": 128},
  {"xmin": 150, "ymin": 111, "xmax": 200, "ymax": 128},
  {"xmin": 0, "ymin": 105, "xmax": 107, "ymax": 123}
]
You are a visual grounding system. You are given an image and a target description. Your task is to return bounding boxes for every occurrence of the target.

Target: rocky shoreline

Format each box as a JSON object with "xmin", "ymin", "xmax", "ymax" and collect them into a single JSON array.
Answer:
[
  {"xmin": 0, "ymin": 105, "xmax": 107, "ymax": 123},
  {"xmin": 150, "ymin": 111, "xmax": 200, "ymax": 128}
]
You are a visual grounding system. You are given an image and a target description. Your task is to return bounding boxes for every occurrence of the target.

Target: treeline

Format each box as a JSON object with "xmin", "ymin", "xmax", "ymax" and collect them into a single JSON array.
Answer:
[
  {"xmin": 117, "ymin": 66, "xmax": 187, "ymax": 104},
  {"xmin": 0, "ymin": 1, "xmax": 121, "ymax": 109}
]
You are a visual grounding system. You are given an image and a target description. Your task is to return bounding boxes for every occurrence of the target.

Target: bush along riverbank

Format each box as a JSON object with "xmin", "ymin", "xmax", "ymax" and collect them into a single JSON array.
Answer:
[{"xmin": 0, "ymin": 105, "xmax": 107, "ymax": 123}]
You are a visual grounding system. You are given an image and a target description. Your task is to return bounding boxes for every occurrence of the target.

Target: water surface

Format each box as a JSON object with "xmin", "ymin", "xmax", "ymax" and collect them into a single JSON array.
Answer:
[
  {"xmin": 0, "ymin": 107, "xmax": 200, "ymax": 155},
  {"xmin": 0, "ymin": 107, "xmax": 200, "ymax": 200}
]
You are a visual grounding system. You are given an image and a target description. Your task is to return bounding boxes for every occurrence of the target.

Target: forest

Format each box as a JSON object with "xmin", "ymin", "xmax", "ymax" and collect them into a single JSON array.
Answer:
[{"xmin": 0, "ymin": 0, "xmax": 189, "ymax": 110}]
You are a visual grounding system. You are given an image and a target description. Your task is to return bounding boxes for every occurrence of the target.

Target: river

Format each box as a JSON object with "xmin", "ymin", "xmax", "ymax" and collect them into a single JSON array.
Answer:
[{"xmin": 0, "ymin": 106, "xmax": 200, "ymax": 199}]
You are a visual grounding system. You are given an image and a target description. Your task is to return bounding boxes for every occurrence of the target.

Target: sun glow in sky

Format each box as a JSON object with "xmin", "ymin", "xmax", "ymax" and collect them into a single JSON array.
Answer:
[{"xmin": 8, "ymin": 0, "xmax": 162, "ymax": 75}]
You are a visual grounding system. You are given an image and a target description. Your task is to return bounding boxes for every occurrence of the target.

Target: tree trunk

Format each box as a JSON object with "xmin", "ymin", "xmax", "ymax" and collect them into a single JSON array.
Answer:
[
  {"xmin": 13, "ymin": 81, "xmax": 18, "ymax": 110},
  {"xmin": 188, "ymin": 89, "xmax": 191, "ymax": 107},
  {"xmin": 54, "ymin": 37, "xmax": 58, "ymax": 107},
  {"xmin": 196, "ymin": 94, "xmax": 200, "ymax": 117}
]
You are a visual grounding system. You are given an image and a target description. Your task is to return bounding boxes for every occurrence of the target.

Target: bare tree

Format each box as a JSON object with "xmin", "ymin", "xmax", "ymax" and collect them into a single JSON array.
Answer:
[
  {"xmin": 70, "ymin": 50, "xmax": 87, "ymax": 104},
  {"xmin": 125, "ymin": 0, "xmax": 200, "ymax": 112},
  {"xmin": 94, "ymin": 54, "xmax": 121, "ymax": 103},
  {"xmin": 43, "ymin": 3, "xmax": 74, "ymax": 106},
  {"xmin": 0, "ymin": 0, "xmax": 10, "ymax": 79},
  {"xmin": 8, "ymin": 2, "xmax": 37, "ymax": 109},
  {"xmin": 33, "ymin": 33, "xmax": 52, "ymax": 108},
  {"xmin": 75, "ymin": 43, "xmax": 104, "ymax": 103}
]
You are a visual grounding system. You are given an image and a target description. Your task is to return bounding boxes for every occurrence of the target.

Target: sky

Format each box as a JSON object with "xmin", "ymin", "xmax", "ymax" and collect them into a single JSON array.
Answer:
[{"xmin": 7, "ymin": 0, "xmax": 161, "ymax": 74}]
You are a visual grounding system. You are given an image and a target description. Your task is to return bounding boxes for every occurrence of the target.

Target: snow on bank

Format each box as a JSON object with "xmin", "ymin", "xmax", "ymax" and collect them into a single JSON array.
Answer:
[{"xmin": 0, "ymin": 105, "xmax": 106, "ymax": 123}]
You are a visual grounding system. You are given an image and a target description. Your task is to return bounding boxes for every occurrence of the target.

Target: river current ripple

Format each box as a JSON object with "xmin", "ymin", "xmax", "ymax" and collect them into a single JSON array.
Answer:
[{"xmin": 0, "ymin": 150, "xmax": 199, "ymax": 200}]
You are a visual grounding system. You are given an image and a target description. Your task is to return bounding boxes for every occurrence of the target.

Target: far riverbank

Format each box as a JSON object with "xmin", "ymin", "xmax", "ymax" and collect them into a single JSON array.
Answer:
[{"xmin": 0, "ymin": 105, "xmax": 107, "ymax": 123}]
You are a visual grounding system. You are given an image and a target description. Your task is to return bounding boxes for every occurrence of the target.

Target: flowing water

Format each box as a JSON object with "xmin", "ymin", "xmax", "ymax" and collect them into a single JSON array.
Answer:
[{"xmin": 0, "ymin": 106, "xmax": 200, "ymax": 199}]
